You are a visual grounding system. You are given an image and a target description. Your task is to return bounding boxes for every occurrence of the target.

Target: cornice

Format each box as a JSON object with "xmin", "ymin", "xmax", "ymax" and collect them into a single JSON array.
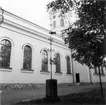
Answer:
[
  {"xmin": 2, "ymin": 19, "xmax": 66, "ymax": 46},
  {"xmin": 3, "ymin": 19, "xmax": 50, "ymax": 40}
]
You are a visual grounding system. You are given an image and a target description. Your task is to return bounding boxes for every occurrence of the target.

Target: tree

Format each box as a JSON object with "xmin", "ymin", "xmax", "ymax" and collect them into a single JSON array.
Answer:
[
  {"xmin": 47, "ymin": 0, "xmax": 106, "ymax": 98},
  {"xmin": 47, "ymin": 0, "xmax": 106, "ymax": 67}
]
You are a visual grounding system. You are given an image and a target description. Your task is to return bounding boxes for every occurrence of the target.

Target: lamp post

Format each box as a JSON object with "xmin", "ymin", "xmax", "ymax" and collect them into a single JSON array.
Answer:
[
  {"xmin": 45, "ymin": 31, "xmax": 60, "ymax": 102},
  {"xmin": 49, "ymin": 31, "xmax": 56, "ymax": 79}
]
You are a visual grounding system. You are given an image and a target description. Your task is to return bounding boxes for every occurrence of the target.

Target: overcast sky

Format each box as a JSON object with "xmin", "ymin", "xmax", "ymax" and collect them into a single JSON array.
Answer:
[{"xmin": 0, "ymin": 0, "xmax": 53, "ymax": 29}]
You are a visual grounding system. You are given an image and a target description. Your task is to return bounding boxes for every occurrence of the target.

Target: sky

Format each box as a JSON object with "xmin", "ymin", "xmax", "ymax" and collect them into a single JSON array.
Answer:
[{"xmin": 0, "ymin": 0, "xmax": 53, "ymax": 29}]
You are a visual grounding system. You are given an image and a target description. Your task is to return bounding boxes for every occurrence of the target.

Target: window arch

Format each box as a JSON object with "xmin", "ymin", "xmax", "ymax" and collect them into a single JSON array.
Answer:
[
  {"xmin": 53, "ymin": 21, "xmax": 56, "ymax": 28},
  {"xmin": 66, "ymin": 56, "xmax": 71, "ymax": 74},
  {"xmin": 60, "ymin": 19, "xmax": 64, "ymax": 27},
  {"xmin": 23, "ymin": 45, "xmax": 32, "ymax": 70},
  {"xmin": 0, "ymin": 39, "xmax": 11, "ymax": 68},
  {"xmin": 41, "ymin": 50, "xmax": 48, "ymax": 72},
  {"xmin": 55, "ymin": 53, "xmax": 61, "ymax": 73}
]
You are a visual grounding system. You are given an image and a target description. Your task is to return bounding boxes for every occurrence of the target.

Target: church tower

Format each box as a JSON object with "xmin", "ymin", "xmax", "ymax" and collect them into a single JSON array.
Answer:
[
  {"xmin": 49, "ymin": 10, "xmax": 78, "ymax": 37},
  {"xmin": 49, "ymin": 12, "xmax": 71, "ymax": 36}
]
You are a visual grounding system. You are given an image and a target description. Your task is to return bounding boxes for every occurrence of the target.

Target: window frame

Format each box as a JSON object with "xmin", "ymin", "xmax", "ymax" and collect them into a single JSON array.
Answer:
[
  {"xmin": 94, "ymin": 67, "xmax": 98, "ymax": 74},
  {"xmin": 66, "ymin": 56, "xmax": 71, "ymax": 74},
  {"xmin": 0, "ymin": 39, "xmax": 12, "ymax": 69},
  {"xmin": 60, "ymin": 19, "xmax": 64, "ymax": 27},
  {"xmin": 22, "ymin": 45, "xmax": 33, "ymax": 71},
  {"xmin": 53, "ymin": 21, "xmax": 56, "ymax": 28},
  {"xmin": 55, "ymin": 53, "xmax": 61, "ymax": 73},
  {"xmin": 100, "ymin": 66, "xmax": 105, "ymax": 75},
  {"xmin": 94, "ymin": 66, "xmax": 105, "ymax": 76},
  {"xmin": 41, "ymin": 50, "xmax": 49, "ymax": 73}
]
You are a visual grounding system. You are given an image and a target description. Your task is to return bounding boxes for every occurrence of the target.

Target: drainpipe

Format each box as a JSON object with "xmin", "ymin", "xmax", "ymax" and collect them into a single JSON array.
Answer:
[{"xmin": 71, "ymin": 49, "xmax": 75, "ymax": 83}]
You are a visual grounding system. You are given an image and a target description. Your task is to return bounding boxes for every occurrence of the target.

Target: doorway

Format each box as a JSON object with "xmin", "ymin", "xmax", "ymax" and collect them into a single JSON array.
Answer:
[{"xmin": 76, "ymin": 73, "xmax": 80, "ymax": 83}]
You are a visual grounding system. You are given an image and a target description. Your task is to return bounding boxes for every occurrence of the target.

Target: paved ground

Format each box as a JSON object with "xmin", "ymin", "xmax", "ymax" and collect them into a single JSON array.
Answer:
[{"xmin": 1, "ymin": 84, "xmax": 101, "ymax": 105}]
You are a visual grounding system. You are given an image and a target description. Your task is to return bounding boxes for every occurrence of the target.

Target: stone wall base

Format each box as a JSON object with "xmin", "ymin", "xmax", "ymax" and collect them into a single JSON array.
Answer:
[
  {"xmin": 0, "ymin": 82, "xmax": 96, "ymax": 90},
  {"xmin": 0, "ymin": 83, "xmax": 45, "ymax": 90}
]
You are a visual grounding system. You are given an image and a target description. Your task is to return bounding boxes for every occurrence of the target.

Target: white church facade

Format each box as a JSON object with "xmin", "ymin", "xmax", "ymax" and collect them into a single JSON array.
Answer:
[{"xmin": 0, "ymin": 7, "xmax": 106, "ymax": 84}]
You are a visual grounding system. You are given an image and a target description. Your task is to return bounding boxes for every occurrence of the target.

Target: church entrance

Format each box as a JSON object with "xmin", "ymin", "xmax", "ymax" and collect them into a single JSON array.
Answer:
[{"xmin": 76, "ymin": 73, "xmax": 80, "ymax": 83}]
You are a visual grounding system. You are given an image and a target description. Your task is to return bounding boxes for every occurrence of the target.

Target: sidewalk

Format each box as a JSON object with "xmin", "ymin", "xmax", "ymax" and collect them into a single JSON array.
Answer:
[{"xmin": 1, "ymin": 84, "xmax": 98, "ymax": 105}]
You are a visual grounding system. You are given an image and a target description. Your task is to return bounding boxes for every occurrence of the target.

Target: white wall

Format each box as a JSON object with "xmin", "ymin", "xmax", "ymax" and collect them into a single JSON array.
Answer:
[
  {"xmin": 0, "ymin": 9, "xmax": 106, "ymax": 84},
  {"xmin": 90, "ymin": 68, "xmax": 106, "ymax": 83},
  {"xmin": 73, "ymin": 61, "xmax": 90, "ymax": 83},
  {"xmin": 0, "ymin": 27, "xmax": 106, "ymax": 84},
  {"xmin": 0, "ymin": 27, "xmax": 73, "ymax": 84}
]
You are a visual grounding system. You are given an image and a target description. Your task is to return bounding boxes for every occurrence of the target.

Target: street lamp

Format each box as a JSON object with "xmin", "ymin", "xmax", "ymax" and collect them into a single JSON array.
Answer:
[
  {"xmin": 49, "ymin": 31, "xmax": 56, "ymax": 79},
  {"xmin": 45, "ymin": 31, "xmax": 60, "ymax": 102}
]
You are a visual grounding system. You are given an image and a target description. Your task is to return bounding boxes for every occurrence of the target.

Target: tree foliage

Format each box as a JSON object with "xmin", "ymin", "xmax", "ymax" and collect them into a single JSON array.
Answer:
[
  {"xmin": 47, "ymin": 0, "xmax": 106, "ymax": 68},
  {"xmin": 47, "ymin": 0, "xmax": 73, "ymax": 14}
]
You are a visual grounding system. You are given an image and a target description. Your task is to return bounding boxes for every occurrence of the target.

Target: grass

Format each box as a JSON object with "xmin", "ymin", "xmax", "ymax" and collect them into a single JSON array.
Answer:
[{"xmin": 14, "ymin": 88, "xmax": 106, "ymax": 105}]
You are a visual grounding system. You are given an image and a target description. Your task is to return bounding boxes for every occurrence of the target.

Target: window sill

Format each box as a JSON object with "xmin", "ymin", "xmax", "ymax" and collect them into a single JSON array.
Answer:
[
  {"xmin": 66, "ymin": 73, "xmax": 73, "ymax": 75},
  {"xmin": 100, "ymin": 74, "xmax": 105, "ymax": 76},
  {"xmin": 101, "ymin": 74, "xmax": 105, "ymax": 76},
  {"xmin": 0, "ymin": 68, "xmax": 12, "ymax": 72},
  {"xmin": 40, "ymin": 71, "xmax": 50, "ymax": 75},
  {"xmin": 93, "ymin": 73, "xmax": 105, "ymax": 76},
  {"xmin": 55, "ymin": 72, "xmax": 63, "ymax": 76},
  {"xmin": 93, "ymin": 73, "xmax": 99, "ymax": 76},
  {"xmin": 21, "ymin": 69, "xmax": 34, "ymax": 73}
]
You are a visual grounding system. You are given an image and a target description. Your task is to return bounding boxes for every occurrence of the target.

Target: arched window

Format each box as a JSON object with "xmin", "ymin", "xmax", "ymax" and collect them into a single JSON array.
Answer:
[
  {"xmin": 94, "ymin": 67, "xmax": 99, "ymax": 74},
  {"xmin": 55, "ymin": 53, "xmax": 61, "ymax": 73},
  {"xmin": 66, "ymin": 56, "xmax": 71, "ymax": 74},
  {"xmin": 0, "ymin": 39, "xmax": 11, "ymax": 68},
  {"xmin": 53, "ymin": 21, "xmax": 56, "ymax": 28},
  {"xmin": 94, "ymin": 66, "xmax": 104, "ymax": 75},
  {"xmin": 23, "ymin": 45, "xmax": 32, "ymax": 70},
  {"xmin": 100, "ymin": 66, "xmax": 104, "ymax": 75},
  {"xmin": 41, "ymin": 50, "xmax": 48, "ymax": 72},
  {"xmin": 60, "ymin": 19, "xmax": 64, "ymax": 27}
]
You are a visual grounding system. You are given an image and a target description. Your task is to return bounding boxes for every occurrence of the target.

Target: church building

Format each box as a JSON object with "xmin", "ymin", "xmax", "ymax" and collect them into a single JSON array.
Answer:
[{"xmin": 0, "ymin": 7, "xmax": 106, "ymax": 85}]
